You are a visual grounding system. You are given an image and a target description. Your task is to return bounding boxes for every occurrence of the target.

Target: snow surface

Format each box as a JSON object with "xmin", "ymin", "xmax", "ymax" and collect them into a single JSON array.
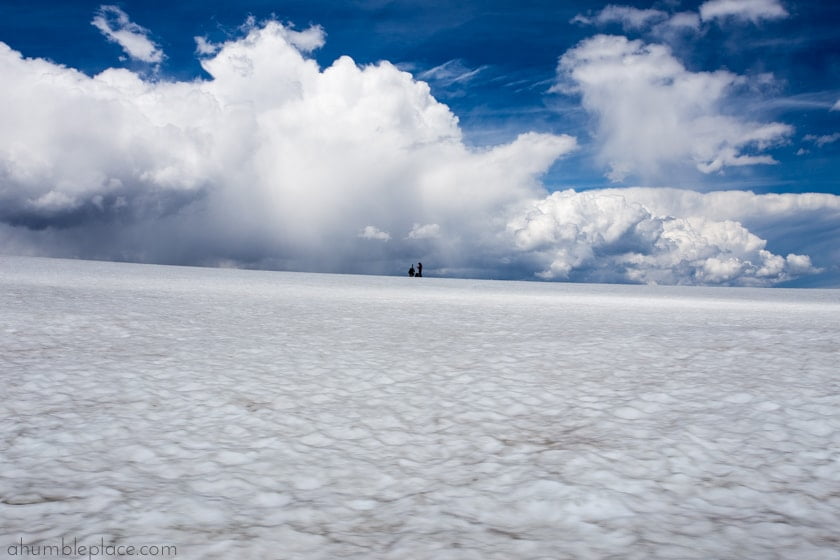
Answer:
[{"xmin": 2, "ymin": 255, "xmax": 839, "ymax": 559}]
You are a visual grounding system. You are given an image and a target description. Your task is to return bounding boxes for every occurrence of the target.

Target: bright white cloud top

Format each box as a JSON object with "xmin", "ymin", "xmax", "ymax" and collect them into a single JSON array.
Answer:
[
  {"xmin": 2, "ymin": 256, "xmax": 840, "ymax": 558},
  {"xmin": 0, "ymin": 13, "xmax": 837, "ymax": 286}
]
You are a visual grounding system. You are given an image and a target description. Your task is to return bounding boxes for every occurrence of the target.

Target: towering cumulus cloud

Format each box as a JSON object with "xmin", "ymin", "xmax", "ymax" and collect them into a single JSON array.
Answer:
[
  {"xmin": 0, "ymin": 21, "xmax": 572, "ymax": 275},
  {"xmin": 0, "ymin": 16, "xmax": 835, "ymax": 285},
  {"xmin": 557, "ymin": 34, "xmax": 793, "ymax": 182}
]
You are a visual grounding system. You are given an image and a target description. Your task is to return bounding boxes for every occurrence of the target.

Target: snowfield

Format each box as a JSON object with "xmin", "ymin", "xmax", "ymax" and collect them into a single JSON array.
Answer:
[{"xmin": 2, "ymin": 255, "xmax": 839, "ymax": 559}]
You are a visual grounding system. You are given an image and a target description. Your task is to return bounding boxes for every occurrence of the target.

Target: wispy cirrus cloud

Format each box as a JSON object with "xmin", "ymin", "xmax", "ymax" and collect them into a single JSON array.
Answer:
[
  {"xmin": 574, "ymin": 0, "xmax": 787, "ymax": 35},
  {"xmin": 417, "ymin": 59, "xmax": 490, "ymax": 98},
  {"xmin": 571, "ymin": 5, "xmax": 668, "ymax": 31},
  {"xmin": 419, "ymin": 59, "xmax": 486, "ymax": 85},
  {"xmin": 91, "ymin": 5, "xmax": 165, "ymax": 64},
  {"xmin": 572, "ymin": 4, "xmax": 700, "ymax": 35},
  {"xmin": 804, "ymin": 133, "xmax": 840, "ymax": 147}
]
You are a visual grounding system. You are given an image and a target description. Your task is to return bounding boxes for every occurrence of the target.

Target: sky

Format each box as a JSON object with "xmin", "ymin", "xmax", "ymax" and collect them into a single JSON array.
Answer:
[{"xmin": 0, "ymin": 0, "xmax": 838, "ymax": 286}]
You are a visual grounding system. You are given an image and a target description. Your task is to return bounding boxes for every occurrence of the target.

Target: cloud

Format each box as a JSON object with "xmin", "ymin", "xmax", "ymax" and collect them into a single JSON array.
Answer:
[
  {"xmin": 662, "ymin": 12, "xmax": 702, "ymax": 32},
  {"xmin": 572, "ymin": 5, "xmax": 668, "ymax": 30},
  {"xmin": 359, "ymin": 226, "xmax": 391, "ymax": 241},
  {"xmin": 507, "ymin": 188, "xmax": 831, "ymax": 285},
  {"xmin": 804, "ymin": 133, "xmax": 840, "ymax": 147},
  {"xmin": 832, "ymin": 100, "xmax": 840, "ymax": 111},
  {"xmin": 407, "ymin": 223, "xmax": 441, "ymax": 240},
  {"xmin": 590, "ymin": 187, "xmax": 840, "ymax": 284},
  {"xmin": 575, "ymin": 2, "xmax": 788, "ymax": 36},
  {"xmin": 0, "ymin": 22, "xmax": 574, "ymax": 276},
  {"xmin": 599, "ymin": 187, "xmax": 840, "ymax": 223},
  {"xmin": 91, "ymin": 5, "xmax": 165, "ymax": 64},
  {"xmin": 194, "ymin": 36, "xmax": 220, "ymax": 56},
  {"xmin": 699, "ymin": 0, "xmax": 789, "ymax": 24},
  {"xmin": 572, "ymin": 5, "xmax": 699, "ymax": 36},
  {"xmin": 419, "ymin": 59, "xmax": 487, "ymax": 86},
  {"xmin": 555, "ymin": 35, "xmax": 793, "ymax": 182},
  {"xmin": 0, "ymin": 18, "xmax": 834, "ymax": 287},
  {"xmin": 417, "ymin": 59, "xmax": 490, "ymax": 98}
]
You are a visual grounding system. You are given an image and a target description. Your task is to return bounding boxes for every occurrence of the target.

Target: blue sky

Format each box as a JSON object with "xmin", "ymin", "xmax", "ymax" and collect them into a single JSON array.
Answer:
[{"xmin": 0, "ymin": 0, "xmax": 838, "ymax": 285}]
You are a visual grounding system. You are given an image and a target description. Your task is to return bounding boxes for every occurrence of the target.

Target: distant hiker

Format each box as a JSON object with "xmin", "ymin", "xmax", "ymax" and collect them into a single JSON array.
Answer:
[
  {"xmin": 408, "ymin": 265, "xmax": 416, "ymax": 277},
  {"xmin": 417, "ymin": 262, "xmax": 423, "ymax": 277}
]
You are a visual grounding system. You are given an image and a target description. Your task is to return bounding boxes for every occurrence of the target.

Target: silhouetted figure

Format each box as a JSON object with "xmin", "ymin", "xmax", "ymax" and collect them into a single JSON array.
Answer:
[
  {"xmin": 408, "ymin": 265, "xmax": 416, "ymax": 277},
  {"xmin": 417, "ymin": 262, "xmax": 423, "ymax": 277}
]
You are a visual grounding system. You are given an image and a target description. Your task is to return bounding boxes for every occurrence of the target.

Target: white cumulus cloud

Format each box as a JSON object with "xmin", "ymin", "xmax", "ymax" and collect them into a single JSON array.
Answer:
[
  {"xmin": 91, "ymin": 5, "xmax": 165, "ymax": 64},
  {"xmin": 508, "ymin": 188, "xmax": 827, "ymax": 286},
  {"xmin": 556, "ymin": 34, "xmax": 793, "ymax": 182}
]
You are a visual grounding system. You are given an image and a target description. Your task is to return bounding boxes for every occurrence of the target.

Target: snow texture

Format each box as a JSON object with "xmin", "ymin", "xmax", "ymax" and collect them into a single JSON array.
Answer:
[{"xmin": 2, "ymin": 256, "xmax": 839, "ymax": 559}]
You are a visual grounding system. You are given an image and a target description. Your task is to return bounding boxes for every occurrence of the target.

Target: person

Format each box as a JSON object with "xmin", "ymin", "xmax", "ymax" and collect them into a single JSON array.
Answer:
[
  {"xmin": 408, "ymin": 265, "xmax": 415, "ymax": 277},
  {"xmin": 417, "ymin": 262, "xmax": 423, "ymax": 277}
]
